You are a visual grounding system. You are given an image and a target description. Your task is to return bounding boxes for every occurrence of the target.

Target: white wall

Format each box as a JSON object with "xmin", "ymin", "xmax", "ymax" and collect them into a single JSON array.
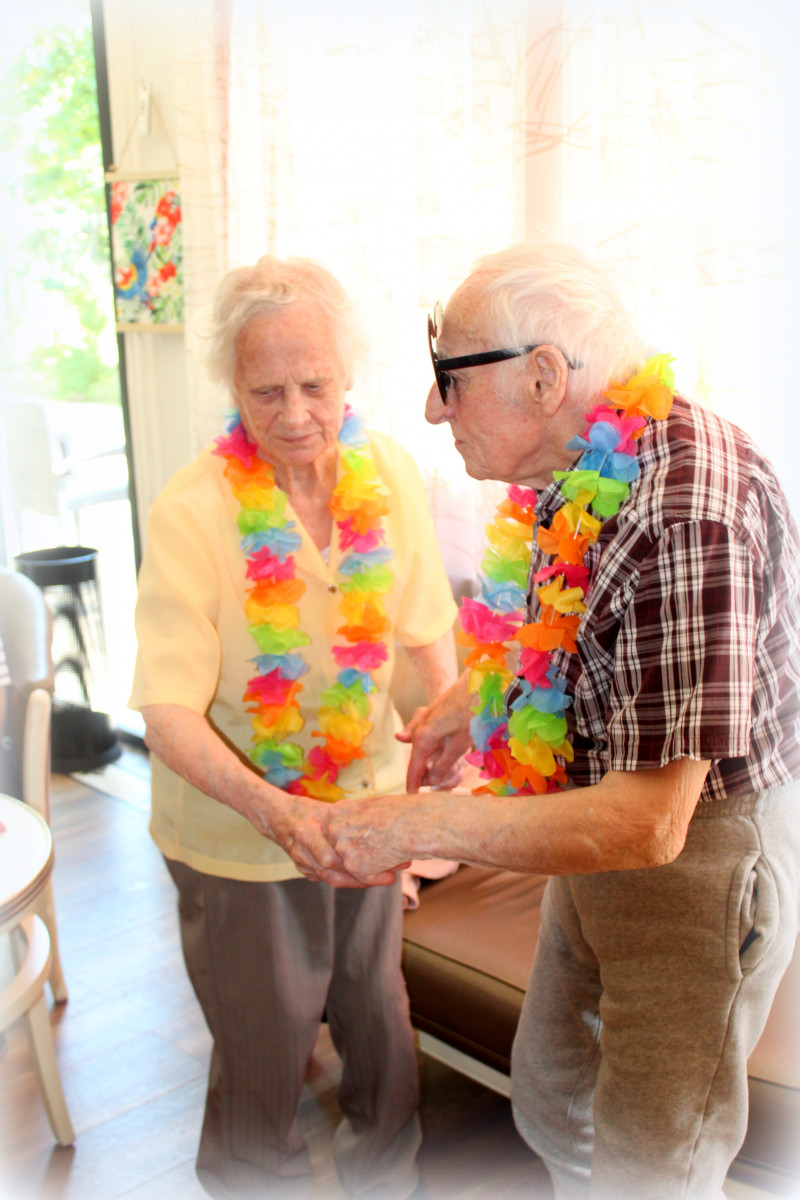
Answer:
[{"xmin": 100, "ymin": 0, "xmax": 192, "ymax": 545}]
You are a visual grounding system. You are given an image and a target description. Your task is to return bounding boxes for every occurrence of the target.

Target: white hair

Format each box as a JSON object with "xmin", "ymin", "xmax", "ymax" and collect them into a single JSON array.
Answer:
[
  {"xmin": 464, "ymin": 242, "xmax": 651, "ymax": 406},
  {"xmin": 205, "ymin": 255, "xmax": 367, "ymax": 391}
]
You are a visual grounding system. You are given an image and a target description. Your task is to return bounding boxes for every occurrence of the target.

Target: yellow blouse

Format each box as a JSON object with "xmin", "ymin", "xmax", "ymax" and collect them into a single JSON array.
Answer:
[{"xmin": 129, "ymin": 430, "xmax": 457, "ymax": 881}]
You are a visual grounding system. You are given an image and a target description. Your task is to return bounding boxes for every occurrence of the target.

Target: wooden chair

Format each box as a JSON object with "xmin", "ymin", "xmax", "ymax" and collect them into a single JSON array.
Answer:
[
  {"xmin": 0, "ymin": 794, "xmax": 74, "ymax": 1146},
  {"xmin": 0, "ymin": 566, "xmax": 68, "ymax": 1002}
]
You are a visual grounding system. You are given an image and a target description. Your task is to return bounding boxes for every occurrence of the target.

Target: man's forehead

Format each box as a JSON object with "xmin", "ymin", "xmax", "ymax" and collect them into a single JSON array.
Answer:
[{"xmin": 440, "ymin": 282, "xmax": 492, "ymax": 348}]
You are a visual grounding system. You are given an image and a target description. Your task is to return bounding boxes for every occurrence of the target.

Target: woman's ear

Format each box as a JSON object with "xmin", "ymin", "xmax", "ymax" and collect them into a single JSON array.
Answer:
[{"xmin": 528, "ymin": 346, "xmax": 570, "ymax": 415}]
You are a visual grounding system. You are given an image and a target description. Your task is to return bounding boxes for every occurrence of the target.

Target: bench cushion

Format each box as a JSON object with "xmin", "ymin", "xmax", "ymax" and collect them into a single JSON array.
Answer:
[{"xmin": 402, "ymin": 866, "xmax": 545, "ymax": 1073}]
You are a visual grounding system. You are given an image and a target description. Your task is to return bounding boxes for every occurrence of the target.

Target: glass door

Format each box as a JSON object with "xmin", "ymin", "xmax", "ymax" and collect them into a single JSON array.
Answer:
[{"xmin": 0, "ymin": 0, "xmax": 140, "ymax": 735}]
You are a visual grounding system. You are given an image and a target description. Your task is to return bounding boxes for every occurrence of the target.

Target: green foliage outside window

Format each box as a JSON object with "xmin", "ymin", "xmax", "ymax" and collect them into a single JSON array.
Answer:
[{"xmin": 2, "ymin": 10, "xmax": 118, "ymax": 404}]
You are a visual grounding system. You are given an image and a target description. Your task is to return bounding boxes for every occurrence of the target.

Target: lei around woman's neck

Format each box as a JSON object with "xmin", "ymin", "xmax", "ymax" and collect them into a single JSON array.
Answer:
[
  {"xmin": 213, "ymin": 406, "xmax": 394, "ymax": 802},
  {"xmin": 459, "ymin": 354, "xmax": 676, "ymax": 796}
]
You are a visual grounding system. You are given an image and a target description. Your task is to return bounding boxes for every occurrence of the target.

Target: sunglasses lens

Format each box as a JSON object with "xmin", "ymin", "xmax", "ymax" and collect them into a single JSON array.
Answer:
[{"xmin": 429, "ymin": 303, "xmax": 451, "ymax": 402}]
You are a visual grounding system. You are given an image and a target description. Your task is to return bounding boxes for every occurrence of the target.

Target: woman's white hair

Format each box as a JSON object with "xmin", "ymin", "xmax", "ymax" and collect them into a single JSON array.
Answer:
[
  {"xmin": 466, "ymin": 242, "xmax": 651, "ymax": 406},
  {"xmin": 205, "ymin": 255, "xmax": 366, "ymax": 391}
]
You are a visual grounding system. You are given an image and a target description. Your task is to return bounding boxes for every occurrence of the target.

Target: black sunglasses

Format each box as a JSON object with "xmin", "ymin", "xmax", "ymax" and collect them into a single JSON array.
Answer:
[{"xmin": 427, "ymin": 300, "xmax": 583, "ymax": 403}]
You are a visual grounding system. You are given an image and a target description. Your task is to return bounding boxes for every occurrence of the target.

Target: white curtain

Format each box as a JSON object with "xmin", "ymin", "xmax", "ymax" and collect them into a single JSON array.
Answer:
[
  {"xmin": 174, "ymin": 0, "xmax": 800, "ymax": 573},
  {"xmin": 545, "ymin": 0, "xmax": 800, "ymax": 515}
]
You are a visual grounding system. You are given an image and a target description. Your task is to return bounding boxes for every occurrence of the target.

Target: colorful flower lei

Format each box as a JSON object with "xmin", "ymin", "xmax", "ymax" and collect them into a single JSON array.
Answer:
[
  {"xmin": 213, "ymin": 406, "xmax": 393, "ymax": 802},
  {"xmin": 459, "ymin": 354, "xmax": 676, "ymax": 795}
]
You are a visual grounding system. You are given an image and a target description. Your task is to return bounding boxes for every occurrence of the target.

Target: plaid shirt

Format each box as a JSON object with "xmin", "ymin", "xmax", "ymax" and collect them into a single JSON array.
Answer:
[{"xmin": 519, "ymin": 395, "xmax": 800, "ymax": 802}]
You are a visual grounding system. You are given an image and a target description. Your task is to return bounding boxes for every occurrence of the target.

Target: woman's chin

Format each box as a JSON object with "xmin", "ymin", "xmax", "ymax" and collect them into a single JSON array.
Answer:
[
  {"xmin": 261, "ymin": 435, "xmax": 323, "ymax": 461},
  {"xmin": 259, "ymin": 436, "xmax": 341, "ymax": 476}
]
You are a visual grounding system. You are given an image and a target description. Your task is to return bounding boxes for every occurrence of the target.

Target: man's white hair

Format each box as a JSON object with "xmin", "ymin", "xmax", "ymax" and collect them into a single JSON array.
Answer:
[
  {"xmin": 465, "ymin": 242, "xmax": 651, "ymax": 406},
  {"xmin": 205, "ymin": 255, "xmax": 366, "ymax": 391}
]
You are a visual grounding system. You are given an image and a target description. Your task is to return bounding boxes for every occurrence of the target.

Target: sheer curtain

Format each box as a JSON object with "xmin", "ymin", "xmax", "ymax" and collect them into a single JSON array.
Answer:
[
  {"xmin": 530, "ymin": 0, "xmax": 800, "ymax": 517},
  {"xmin": 174, "ymin": 0, "xmax": 800, "ymax": 577}
]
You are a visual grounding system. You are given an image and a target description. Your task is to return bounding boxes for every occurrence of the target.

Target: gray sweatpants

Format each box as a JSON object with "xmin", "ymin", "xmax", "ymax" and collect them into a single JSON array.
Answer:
[
  {"xmin": 511, "ymin": 785, "xmax": 800, "ymax": 1199},
  {"xmin": 166, "ymin": 862, "xmax": 421, "ymax": 1200}
]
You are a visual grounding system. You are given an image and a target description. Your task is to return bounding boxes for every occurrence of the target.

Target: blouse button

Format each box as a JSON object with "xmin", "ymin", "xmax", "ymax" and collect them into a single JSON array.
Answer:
[
  {"xmin": 328, "ymin": 583, "xmax": 337, "ymax": 593},
  {"xmin": 361, "ymin": 780, "xmax": 370, "ymax": 788}
]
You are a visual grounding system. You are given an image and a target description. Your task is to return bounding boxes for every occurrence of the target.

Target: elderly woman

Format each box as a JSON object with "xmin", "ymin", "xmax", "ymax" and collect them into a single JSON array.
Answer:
[{"xmin": 129, "ymin": 256, "xmax": 457, "ymax": 1200}]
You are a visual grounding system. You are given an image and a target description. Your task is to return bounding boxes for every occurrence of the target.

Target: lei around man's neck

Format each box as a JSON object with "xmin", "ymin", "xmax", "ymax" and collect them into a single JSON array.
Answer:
[{"xmin": 458, "ymin": 354, "xmax": 676, "ymax": 796}]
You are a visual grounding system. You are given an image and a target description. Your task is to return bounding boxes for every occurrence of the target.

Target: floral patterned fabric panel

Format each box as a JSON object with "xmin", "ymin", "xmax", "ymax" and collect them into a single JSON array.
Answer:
[{"xmin": 110, "ymin": 179, "xmax": 183, "ymax": 328}]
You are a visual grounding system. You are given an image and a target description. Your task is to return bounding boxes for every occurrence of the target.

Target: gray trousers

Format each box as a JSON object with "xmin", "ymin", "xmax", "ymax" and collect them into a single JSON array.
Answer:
[
  {"xmin": 511, "ymin": 785, "xmax": 800, "ymax": 1200},
  {"xmin": 166, "ymin": 861, "xmax": 421, "ymax": 1200}
]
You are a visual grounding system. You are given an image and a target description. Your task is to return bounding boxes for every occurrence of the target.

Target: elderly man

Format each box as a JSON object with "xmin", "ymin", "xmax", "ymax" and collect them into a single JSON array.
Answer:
[{"xmin": 328, "ymin": 242, "xmax": 800, "ymax": 1199}]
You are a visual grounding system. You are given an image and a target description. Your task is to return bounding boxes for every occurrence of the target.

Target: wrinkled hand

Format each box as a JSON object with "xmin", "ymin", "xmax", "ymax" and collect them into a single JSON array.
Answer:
[
  {"xmin": 396, "ymin": 674, "xmax": 473, "ymax": 792},
  {"xmin": 268, "ymin": 793, "xmax": 396, "ymax": 887},
  {"xmin": 327, "ymin": 795, "xmax": 414, "ymax": 884}
]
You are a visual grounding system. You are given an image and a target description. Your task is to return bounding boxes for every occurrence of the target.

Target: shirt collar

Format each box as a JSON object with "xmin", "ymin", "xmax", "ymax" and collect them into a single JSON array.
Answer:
[{"xmin": 535, "ymin": 474, "xmax": 566, "ymax": 524}]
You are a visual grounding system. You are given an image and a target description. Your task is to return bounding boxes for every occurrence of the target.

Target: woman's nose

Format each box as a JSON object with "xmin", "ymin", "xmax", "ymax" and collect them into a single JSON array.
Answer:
[{"xmin": 282, "ymin": 387, "xmax": 308, "ymax": 425}]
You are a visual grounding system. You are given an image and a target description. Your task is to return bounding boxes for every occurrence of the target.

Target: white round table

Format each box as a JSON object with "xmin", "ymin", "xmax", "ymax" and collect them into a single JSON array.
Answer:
[{"xmin": 0, "ymin": 794, "xmax": 53, "ymax": 936}]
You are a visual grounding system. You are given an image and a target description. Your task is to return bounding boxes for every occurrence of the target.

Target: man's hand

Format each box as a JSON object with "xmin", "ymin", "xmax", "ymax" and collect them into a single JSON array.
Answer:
[
  {"xmin": 266, "ymin": 792, "xmax": 398, "ymax": 887},
  {"xmin": 397, "ymin": 672, "xmax": 473, "ymax": 791},
  {"xmin": 327, "ymin": 795, "xmax": 415, "ymax": 884}
]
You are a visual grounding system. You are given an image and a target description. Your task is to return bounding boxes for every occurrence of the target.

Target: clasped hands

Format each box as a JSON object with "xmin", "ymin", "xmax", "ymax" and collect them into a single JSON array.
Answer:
[
  {"xmin": 274, "ymin": 793, "xmax": 407, "ymax": 888},
  {"xmin": 273, "ymin": 681, "xmax": 473, "ymax": 888}
]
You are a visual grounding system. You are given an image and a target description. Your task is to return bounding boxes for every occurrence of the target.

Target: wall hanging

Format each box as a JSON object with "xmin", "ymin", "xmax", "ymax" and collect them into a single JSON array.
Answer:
[
  {"xmin": 107, "ymin": 174, "xmax": 183, "ymax": 332},
  {"xmin": 105, "ymin": 82, "xmax": 182, "ymax": 332}
]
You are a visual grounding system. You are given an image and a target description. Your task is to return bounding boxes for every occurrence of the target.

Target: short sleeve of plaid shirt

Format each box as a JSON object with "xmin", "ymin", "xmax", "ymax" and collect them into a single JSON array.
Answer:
[
  {"xmin": 536, "ymin": 395, "xmax": 800, "ymax": 801},
  {"xmin": 605, "ymin": 518, "xmax": 757, "ymax": 770}
]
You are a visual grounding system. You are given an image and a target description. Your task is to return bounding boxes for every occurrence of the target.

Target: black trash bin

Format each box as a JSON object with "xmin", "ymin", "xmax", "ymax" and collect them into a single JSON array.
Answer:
[{"xmin": 15, "ymin": 546, "xmax": 121, "ymax": 773}]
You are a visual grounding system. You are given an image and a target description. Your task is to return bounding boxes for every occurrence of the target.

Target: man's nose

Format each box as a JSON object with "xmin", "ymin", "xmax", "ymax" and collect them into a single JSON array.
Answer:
[{"xmin": 425, "ymin": 383, "xmax": 449, "ymax": 425}]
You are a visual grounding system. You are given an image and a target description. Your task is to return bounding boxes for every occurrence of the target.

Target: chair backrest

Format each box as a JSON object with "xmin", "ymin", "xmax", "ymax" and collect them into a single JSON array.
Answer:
[
  {"xmin": 1, "ymin": 399, "xmax": 65, "ymax": 523},
  {"xmin": 0, "ymin": 568, "xmax": 54, "ymax": 807},
  {"xmin": 0, "ymin": 567, "xmax": 54, "ymax": 695},
  {"xmin": 21, "ymin": 687, "xmax": 52, "ymax": 822}
]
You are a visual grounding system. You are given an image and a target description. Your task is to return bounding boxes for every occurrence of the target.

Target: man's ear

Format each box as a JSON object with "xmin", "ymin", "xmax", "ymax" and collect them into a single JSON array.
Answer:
[{"xmin": 527, "ymin": 346, "xmax": 570, "ymax": 416}]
